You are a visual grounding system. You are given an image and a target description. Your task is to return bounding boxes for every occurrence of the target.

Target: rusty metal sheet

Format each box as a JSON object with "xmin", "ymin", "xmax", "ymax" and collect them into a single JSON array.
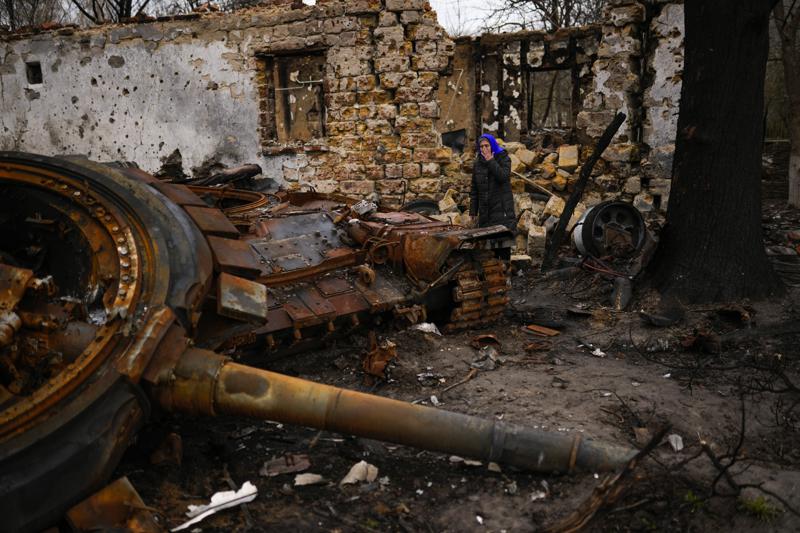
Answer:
[
  {"xmin": 297, "ymin": 286, "xmax": 336, "ymax": 319},
  {"xmin": 0, "ymin": 263, "xmax": 34, "ymax": 311},
  {"xmin": 316, "ymin": 276, "xmax": 352, "ymax": 296},
  {"xmin": 151, "ymin": 182, "xmax": 208, "ymax": 207},
  {"xmin": 255, "ymin": 308, "xmax": 293, "ymax": 334},
  {"xmin": 327, "ymin": 291, "xmax": 370, "ymax": 315},
  {"xmin": 355, "ymin": 276, "xmax": 406, "ymax": 312},
  {"xmin": 207, "ymin": 236, "xmax": 262, "ymax": 278},
  {"xmin": 183, "ymin": 205, "xmax": 240, "ymax": 238},
  {"xmin": 283, "ymin": 297, "xmax": 316, "ymax": 324},
  {"xmin": 217, "ymin": 272, "xmax": 268, "ymax": 322},
  {"xmin": 66, "ymin": 477, "xmax": 160, "ymax": 533}
]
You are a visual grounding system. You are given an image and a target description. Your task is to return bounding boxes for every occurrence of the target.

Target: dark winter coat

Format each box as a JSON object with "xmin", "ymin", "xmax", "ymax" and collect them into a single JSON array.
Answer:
[{"xmin": 470, "ymin": 150, "xmax": 516, "ymax": 231}]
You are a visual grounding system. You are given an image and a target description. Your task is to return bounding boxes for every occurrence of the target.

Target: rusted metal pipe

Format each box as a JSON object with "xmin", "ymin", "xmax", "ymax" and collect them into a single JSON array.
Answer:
[{"xmin": 154, "ymin": 349, "xmax": 635, "ymax": 474}]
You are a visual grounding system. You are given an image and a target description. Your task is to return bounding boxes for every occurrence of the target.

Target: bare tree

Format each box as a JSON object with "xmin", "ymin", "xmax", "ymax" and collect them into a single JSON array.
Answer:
[
  {"xmin": 773, "ymin": 0, "xmax": 800, "ymax": 207},
  {"xmin": 482, "ymin": 0, "xmax": 605, "ymax": 33},
  {"xmin": 1, "ymin": 0, "xmax": 67, "ymax": 30},
  {"xmin": 67, "ymin": 0, "xmax": 154, "ymax": 23}
]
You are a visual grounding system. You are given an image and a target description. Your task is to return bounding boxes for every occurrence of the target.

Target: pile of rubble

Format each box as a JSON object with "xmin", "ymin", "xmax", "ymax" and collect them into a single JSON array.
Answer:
[{"xmin": 430, "ymin": 139, "xmax": 659, "ymax": 265}]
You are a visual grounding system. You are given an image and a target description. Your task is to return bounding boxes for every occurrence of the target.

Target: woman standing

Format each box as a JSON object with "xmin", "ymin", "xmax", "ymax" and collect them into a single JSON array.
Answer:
[{"xmin": 469, "ymin": 133, "xmax": 516, "ymax": 232}]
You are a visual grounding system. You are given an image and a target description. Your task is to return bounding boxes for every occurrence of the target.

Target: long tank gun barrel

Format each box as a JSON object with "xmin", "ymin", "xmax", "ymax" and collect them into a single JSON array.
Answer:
[{"xmin": 152, "ymin": 348, "xmax": 635, "ymax": 474}]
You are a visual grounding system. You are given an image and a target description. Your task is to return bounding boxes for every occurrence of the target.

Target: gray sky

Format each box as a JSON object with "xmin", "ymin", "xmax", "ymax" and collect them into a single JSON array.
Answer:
[{"xmin": 428, "ymin": 0, "xmax": 490, "ymax": 36}]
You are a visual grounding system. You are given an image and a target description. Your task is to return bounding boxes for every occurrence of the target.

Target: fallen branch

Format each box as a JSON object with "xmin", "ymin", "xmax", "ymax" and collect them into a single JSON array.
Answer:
[{"xmin": 542, "ymin": 425, "xmax": 670, "ymax": 533}]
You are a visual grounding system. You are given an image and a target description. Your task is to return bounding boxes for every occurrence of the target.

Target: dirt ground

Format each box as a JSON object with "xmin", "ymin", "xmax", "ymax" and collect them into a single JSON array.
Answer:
[{"xmin": 114, "ymin": 204, "xmax": 800, "ymax": 533}]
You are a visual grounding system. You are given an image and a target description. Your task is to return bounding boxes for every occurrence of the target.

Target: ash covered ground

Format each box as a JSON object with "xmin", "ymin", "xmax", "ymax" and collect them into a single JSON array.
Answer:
[{"xmin": 114, "ymin": 200, "xmax": 800, "ymax": 533}]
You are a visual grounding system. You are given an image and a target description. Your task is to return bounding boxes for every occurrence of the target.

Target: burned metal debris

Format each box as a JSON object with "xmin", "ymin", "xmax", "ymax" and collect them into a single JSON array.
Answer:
[{"xmin": 0, "ymin": 152, "xmax": 634, "ymax": 532}]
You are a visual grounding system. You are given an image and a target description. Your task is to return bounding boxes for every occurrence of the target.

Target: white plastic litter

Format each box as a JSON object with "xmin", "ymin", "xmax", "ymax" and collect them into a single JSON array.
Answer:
[
  {"xmin": 294, "ymin": 473, "xmax": 326, "ymax": 486},
  {"xmin": 667, "ymin": 434, "xmax": 684, "ymax": 452},
  {"xmin": 171, "ymin": 481, "xmax": 257, "ymax": 532},
  {"xmin": 410, "ymin": 322, "xmax": 441, "ymax": 335},
  {"xmin": 340, "ymin": 460, "xmax": 379, "ymax": 485},
  {"xmin": 591, "ymin": 348, "xmax": 606, "ymax": 358}
]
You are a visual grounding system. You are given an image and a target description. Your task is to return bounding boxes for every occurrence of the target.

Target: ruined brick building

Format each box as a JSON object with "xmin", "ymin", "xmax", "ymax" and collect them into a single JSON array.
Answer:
[{"xmin": 0, "ymin": 0, "xmax": 683, "ymax": 211}]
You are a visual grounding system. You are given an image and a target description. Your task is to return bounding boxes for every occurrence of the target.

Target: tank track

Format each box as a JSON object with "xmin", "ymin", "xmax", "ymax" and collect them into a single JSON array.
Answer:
[{"xmin": 444, "ymin": 256, "xmax": 511, "ymax": 332}]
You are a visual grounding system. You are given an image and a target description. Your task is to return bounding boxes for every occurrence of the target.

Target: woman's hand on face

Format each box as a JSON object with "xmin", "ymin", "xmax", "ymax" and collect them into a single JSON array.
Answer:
[{"xmin": 480, "ymin": 144, "xmax": 493, "ymax": 161}]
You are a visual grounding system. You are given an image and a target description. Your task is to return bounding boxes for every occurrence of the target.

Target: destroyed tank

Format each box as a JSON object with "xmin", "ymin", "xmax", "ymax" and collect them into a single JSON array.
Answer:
[{"xmin": 0, "ymin": 152, "xmax": 633, "ymax": 532}]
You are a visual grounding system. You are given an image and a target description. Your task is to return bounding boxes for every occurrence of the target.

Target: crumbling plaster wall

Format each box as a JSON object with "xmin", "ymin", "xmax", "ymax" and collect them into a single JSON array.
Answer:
[
  {"xmin": 1, "ymin": 0, "xmax": 457, "ymax": 207},
  {"xmin": 0, "ymin": 0, "xmax": 685, "ymax": 210}
]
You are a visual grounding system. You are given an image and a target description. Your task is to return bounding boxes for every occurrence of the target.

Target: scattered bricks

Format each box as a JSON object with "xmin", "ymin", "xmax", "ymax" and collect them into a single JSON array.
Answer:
[
  {"xmin": 418, "ymin": 101, "xmax": 440, "ymax": 118},
  {"xmin": 594, "ymin": 174, "xmax": 619, "ymax": 191},
  {"xmin": 339, "ymin": 180, "xmax": 376, "ymax": 196},
  {"xmin": 514, "ymin": 235, "xmax": 528, "ymax": 254},
  {"xmin": 543, "ymin": 152, "xmax": 558, "ymax": 164},
  {"xmin": 438, "ymin": 189, "xmax": 459, "ymax": 213},
  {"xmin": 409, "ymin": 178, "xmax": 442, "ymax": 194},
  {"xmin": 591, "ymin": 158, "xmax": 606, "ymax": 177},
  {"xmin": 413, "ymin": 146, "xmax": 452, "ymax": 163},
  {"xmin": 516, "ymin": 148, "xmax": 539, "ymax": 168},
  {"xmin": 551, "ymin": 174, "xmax": 568, "ymax": 192},
  {"xmin": 510, "ymin": 154, "xmax": 526, "ymax": 174},
  {"xmin": 544, "ymin": 195, "xmax": 565, "ymax": 217},
  {"xmin": 385, "ymin": 163, "xmax": 403, "ymax": 179},
  {"xmin": 623, "ymin": 176, "xmax": 641, "ymax": 194},
  {"xmin": 603, "ymin": 142, "xmax": 639, "ymax": 162},
  {"xmin": 377, "ymin": 179, "xmax": 406, "ymax": 194},
  {"xmin": 517, "ymin": 209, "xmax": 538, "ymax": 233},
  {"xmin": 539, "ymin": 162, "xmax": 557, "ymax": 179},
  {"xmin": 510, "ymin": 178, "xmax": 526, "ymax": 193},
  {"xmin": 421, "ymin": 162, "xmax": 440, "ymax": 177},
  {"xmin": 378, "ymin": 11, "xmax": 398, "ymax": 26},
  {"xmin": 633, "ymin": 192, "xmax": 654, "ymax": 212},
  {"xmin": 402, "ymin": 162, "xmax": 421, "ymax": 178},
  {"xmin": 503, "ymin": 142, "xmax": 525, "ymax": 154},
  {"xmin": 527, "ymin": 225, "xmax": 547, "ymax": 258},
  {"xmin": 378, "ymin": 104, "xmax": 397, "ymax": 120},
  {"xmin": 558, "ymin": 145, "xmax": 579, "ymax": 171},
  {"xmin": 567, "ymin": 203, "xmax": 587, "ymax": 232},
  {"xmin": 399, "ymin": 103, "xmax": 419, "ymax": 117},
  {"xmin": 514, "ymin": 193, "xmax": 534, "ymax": 214}
]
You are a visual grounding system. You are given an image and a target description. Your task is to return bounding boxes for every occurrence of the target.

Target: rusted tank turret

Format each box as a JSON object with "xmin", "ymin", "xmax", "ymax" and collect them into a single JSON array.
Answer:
[{"xmin": 0, "ymin": 153, "xmax": 634, "ymax": 533}]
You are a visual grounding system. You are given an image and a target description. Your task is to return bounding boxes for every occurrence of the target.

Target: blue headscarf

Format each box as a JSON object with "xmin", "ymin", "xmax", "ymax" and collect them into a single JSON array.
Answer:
[{"xmin": 478, "ymin": 133, "xmax": 505, "ymax": 156}]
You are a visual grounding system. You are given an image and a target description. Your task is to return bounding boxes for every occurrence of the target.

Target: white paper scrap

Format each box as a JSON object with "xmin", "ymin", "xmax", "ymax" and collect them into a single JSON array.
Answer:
[{"xmin": 171, "ymin": 481, "xmax": 257, "ymax": 531}]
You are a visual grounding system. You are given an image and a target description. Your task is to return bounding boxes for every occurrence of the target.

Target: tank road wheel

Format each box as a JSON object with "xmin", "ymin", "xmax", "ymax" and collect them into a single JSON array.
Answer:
[{"xmin": 0, "ymin": 153, "xmax": 212, "ymax": 532}]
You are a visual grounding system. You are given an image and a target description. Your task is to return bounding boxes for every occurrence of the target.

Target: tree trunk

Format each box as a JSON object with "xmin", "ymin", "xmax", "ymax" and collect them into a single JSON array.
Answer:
[
  {"xmin": 775, "ymin": 3, "xmax": 800, "ymax": 206},
  {"xmin": 647, "ymin": 0, "xmax": 784, "ymax": 303}
]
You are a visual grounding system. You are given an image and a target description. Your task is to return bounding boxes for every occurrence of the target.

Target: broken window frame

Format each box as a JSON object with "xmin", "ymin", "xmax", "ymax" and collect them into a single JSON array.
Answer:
[
  {"xmin": 525, "ymin": 66, "xmax": 578, "ymax": 131},
  {"xmin": 256, "ymin": 49, "xmax": 328, "ymax": 151}
]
